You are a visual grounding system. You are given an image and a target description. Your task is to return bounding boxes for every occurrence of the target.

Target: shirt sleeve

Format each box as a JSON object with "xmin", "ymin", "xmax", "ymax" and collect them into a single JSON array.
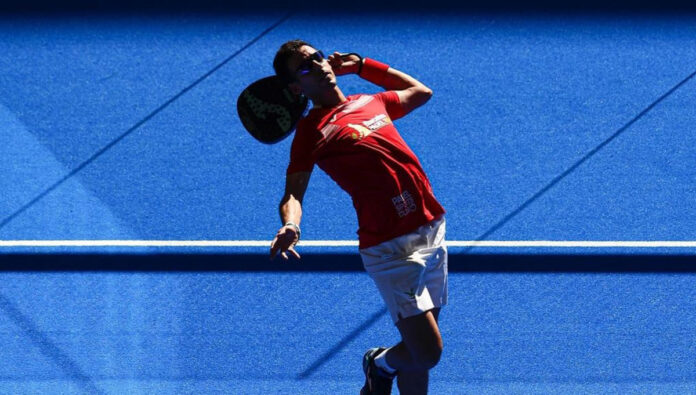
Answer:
[
  {"xmin": 286, "ymin": 119, "xmax": 317, "ymax": 175},
  {"xmin": 374, "ymin": 91, "xmax": 407, "ymax": 121}
]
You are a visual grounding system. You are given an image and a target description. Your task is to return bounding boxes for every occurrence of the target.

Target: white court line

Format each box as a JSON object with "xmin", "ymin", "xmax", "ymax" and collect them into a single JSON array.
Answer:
[{"xmin": 1, "ymin": 240, "xmax": 696, "ymax": 248}]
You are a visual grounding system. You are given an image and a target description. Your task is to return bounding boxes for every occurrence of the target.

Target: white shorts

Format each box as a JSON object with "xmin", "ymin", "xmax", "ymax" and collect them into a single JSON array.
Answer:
[{"xmin": 360, "ymin": 217, "xmax": 448, "ymax": 324}]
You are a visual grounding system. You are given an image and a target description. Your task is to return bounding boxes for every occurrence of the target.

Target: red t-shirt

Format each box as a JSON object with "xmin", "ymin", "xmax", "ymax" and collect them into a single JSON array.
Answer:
[{"xmin": 287, "ymin": 91, "xmax": 445, "ymax": 249}]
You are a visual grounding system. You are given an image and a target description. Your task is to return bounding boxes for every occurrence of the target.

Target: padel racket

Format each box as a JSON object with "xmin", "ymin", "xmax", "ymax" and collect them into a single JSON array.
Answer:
[{"xmin": 236, "ymin": 76, "xmax": 308, "ymax": 144}]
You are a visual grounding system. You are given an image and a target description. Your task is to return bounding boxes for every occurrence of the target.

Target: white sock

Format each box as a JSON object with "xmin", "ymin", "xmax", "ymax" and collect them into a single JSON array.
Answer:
[{"xmin": 374, "ymin": 348, "xmax": 397, "ymax": 375}]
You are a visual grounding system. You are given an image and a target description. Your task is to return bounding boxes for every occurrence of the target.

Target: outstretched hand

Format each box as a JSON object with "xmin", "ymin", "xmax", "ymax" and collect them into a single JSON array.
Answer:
[
  {"xmin": 270, "ymin": 225, "xmax": 301, "ymax": 260},
  {"xmin": 328, "ymin": 52, "xmax": 362, "ymax": 76}
]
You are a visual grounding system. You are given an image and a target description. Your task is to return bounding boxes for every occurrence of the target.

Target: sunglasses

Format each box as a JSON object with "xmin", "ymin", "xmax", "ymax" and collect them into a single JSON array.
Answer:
[{"xmin": 295, "ymin": 50, "xmax": 325, "ymax": 76}]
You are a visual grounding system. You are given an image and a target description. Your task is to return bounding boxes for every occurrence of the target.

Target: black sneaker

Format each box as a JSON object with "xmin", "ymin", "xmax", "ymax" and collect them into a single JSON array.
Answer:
[{"xmin": 360, "ymin": 347, "xmax": 396, "ymax": 395}]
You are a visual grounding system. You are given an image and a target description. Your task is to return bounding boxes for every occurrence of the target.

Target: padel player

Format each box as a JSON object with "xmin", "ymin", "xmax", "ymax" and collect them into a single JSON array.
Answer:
[{"xmin": 269, "ymin": 40, "xmax": 447, "ymax": 395}]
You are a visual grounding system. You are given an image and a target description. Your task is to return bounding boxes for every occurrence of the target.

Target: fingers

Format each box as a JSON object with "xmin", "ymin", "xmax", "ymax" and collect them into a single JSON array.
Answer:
[
  {"xmin": 276, "ymin": 246, "xmax": 299, "ymax": 261},
  {"xmin": 288, "ymin": 246, "xmax": 301, "ymax": 260},
  {"xmin": 328, "ymin": 52, "xmax": 343, "ymax": 70},
  {"xmin": 329, "ymin": 52, "xmax": 352, "ymax": 69},
  {"xmin": 329, "ymin": 51, "xmax": 342, "ymax": 62},
  {"xmin": 329, "ymin": 52, "xmax": 361, "ymax": 76},
  {"xmin": 269, "ymin": 233, "xmax": 300, "ymax": 261},
  {"xmin": 269, "ymin": 236, "xmax": 280, "ymax": 260}
]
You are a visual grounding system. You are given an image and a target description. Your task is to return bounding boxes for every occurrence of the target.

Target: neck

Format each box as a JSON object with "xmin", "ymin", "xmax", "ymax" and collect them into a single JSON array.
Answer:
[{"xmin": 310, "ymin": 86, "xmax": 347, "ymax": 109}]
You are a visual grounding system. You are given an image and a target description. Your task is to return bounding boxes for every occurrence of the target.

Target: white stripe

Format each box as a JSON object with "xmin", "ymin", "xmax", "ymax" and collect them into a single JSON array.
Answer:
[
  {"xmin": 446, "ymin": 240, "xmax": 696, "ymax": 248},
  {"xmin": 0, "ymin": 240, "xmax": 696, "ymax": 248}
]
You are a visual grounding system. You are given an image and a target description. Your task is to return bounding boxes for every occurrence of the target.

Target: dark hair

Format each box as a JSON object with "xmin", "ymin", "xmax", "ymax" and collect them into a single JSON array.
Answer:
[{"xmin": 273, "ymin": 39, "xmax": 313, "ymax": 84}]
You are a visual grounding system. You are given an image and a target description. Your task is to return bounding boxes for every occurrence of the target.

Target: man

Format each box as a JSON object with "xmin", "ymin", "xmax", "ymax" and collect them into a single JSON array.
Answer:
[{"xmin": 269, "ymin": 39, "xmax": 447, "ymax": 395}]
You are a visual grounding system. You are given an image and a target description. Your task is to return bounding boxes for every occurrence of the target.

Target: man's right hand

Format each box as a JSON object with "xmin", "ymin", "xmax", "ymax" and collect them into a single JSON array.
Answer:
[{"xmin": 270, "ymin": 225, "xmax": 301, "ymax": 260}]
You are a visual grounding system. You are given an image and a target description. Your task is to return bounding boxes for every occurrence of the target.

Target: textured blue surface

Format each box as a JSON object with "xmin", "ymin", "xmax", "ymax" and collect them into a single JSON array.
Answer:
[
  {"xmin": 1, "ymin": 14, "xmax": 695, "ymax": 249},
  {"xmin": 2, "ymin": 12, "xmax": 696, "ymax": 394},
  {"xmin": 2, "ymin": 272, "xmax": 696, "ymax": 393}
]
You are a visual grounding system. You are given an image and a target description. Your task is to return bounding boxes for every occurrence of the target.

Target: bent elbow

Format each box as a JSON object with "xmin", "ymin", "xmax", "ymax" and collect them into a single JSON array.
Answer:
[
  {"xmin": 418, "ymin": 87, "xmax": 433, "ymax": 107},
  {"xmin": 421, "ymin": 86, "xmax": 433, "ymax": 102}
]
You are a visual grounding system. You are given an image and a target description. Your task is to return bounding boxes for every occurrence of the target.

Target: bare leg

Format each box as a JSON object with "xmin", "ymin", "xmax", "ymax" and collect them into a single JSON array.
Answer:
[{"xmin": 383, "ymin": 308, "xmax": 441, "ymax": 395}]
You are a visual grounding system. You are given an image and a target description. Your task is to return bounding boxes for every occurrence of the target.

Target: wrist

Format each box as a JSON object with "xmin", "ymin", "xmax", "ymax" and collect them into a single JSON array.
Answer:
[
  {"xmin": 359, "ymin": 58, "xmax": 390, "ymax": 86},
  {"xmin": 284, "ymin": 222, "xmax": 301, "ymax": 240}
]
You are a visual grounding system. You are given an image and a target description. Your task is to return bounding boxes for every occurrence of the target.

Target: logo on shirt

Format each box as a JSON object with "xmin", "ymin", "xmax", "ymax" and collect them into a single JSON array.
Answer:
[
  {"xmin": 347, "ymin": 123, "xmax": 372, "ymax": 140},
  {"xmin": 392, "ymin": 190, "xmax": 417, "ymax": 218},
  {"xmin": 363, "ymin": 114, "xmax": 391, "ymax": 131},
  {"xmin": 347, "ymin": 114, "xmax": 392, "ymax": 140}
]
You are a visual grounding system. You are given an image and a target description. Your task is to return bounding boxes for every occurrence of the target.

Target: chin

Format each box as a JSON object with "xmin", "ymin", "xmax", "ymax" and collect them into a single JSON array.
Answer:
[{"xmin": 319, "ymin": 78, "xmax": 335, "ymax": 88}]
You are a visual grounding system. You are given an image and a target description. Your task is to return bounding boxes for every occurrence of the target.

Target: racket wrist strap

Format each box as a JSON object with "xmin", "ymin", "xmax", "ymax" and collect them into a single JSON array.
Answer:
[{"xmin": 359, "ymin": 58, "xmax": 390, "ymax": 86}]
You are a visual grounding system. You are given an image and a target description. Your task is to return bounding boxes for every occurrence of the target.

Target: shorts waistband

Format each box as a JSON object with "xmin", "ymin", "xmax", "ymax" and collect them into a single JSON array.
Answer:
[{"xmin": 360, "ymin": 216, "xmax": 446, "ymax": 266}]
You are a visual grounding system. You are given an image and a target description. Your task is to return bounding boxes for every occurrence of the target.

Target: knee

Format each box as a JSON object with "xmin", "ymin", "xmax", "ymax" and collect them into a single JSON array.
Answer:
[{"xmin": 413, "ymin": 343, "xmax": 442, "ymax": 370}]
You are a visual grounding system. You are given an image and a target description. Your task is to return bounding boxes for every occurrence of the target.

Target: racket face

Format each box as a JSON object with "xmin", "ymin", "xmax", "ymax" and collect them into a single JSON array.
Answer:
[{"xmin": 237, "ymin": 76, "xmax": 308, "ymax": 144}]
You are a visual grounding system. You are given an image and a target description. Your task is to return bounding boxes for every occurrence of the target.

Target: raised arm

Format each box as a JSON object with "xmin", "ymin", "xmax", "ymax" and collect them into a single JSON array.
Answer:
[
  {"xmin": 328, "ymin": 52, "xmax": 433, "ymax": 115},
  {"xmin": 270, "ymin": 171, "xmax": 311, "ymax": 260},
  {"xmin": 374, "ymin": 64, "xmax": 433, "ymax": 115}
]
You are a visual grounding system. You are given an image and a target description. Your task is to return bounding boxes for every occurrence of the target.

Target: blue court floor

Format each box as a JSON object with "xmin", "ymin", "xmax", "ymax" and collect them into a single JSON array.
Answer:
[{"xmin": 2, "ymin": 10, "xmax": 696, "ymax": 394}]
